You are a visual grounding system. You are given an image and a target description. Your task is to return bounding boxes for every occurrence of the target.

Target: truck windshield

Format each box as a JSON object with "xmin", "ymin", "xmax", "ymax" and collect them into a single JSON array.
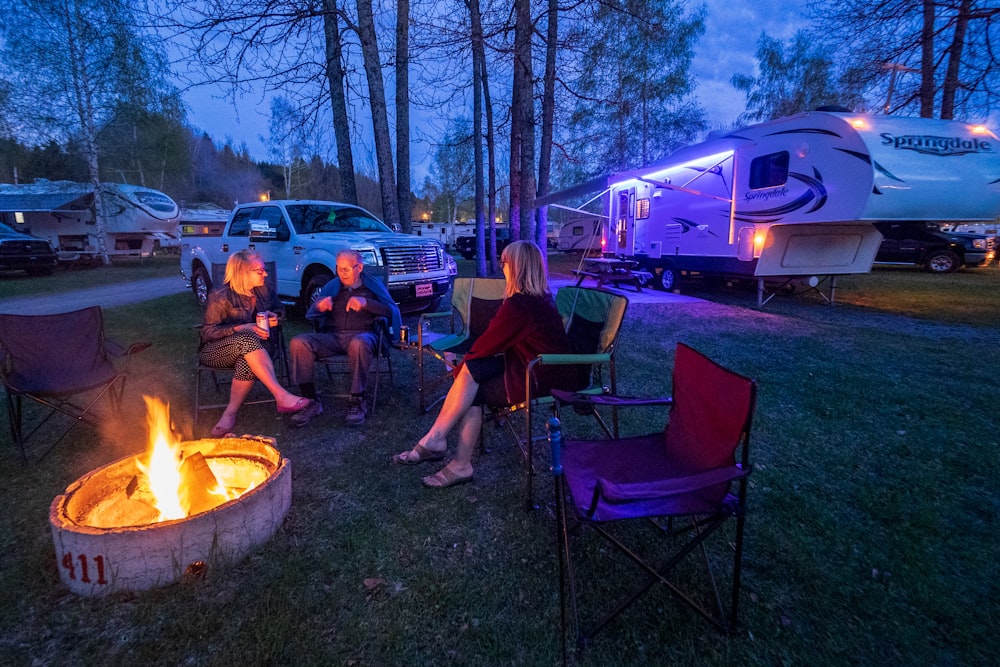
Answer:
[{"xmin": 286, "ymin": 204, "xmax": 392, "ymax": 234}]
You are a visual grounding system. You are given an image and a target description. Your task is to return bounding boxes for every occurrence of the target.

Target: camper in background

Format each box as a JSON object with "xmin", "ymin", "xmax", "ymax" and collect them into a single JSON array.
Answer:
[{"xmin": 590, "ymin": 110, "xmax": 1000, "ymax": 301}]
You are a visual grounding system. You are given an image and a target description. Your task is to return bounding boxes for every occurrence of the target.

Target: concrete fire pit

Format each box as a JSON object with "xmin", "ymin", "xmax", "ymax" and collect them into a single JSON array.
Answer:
[{"xmin": 50, "ymin": 435, "xmax": 291, "ymax": 596}]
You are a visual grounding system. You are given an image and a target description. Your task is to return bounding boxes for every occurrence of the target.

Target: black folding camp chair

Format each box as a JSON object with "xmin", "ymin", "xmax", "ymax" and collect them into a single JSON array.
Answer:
[{"xmin": 0, "ymin": 306, "xmax": 150, "ymax": 462}]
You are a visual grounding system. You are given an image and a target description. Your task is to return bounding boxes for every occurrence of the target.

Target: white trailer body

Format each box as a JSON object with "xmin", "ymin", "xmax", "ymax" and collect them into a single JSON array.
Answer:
[
  {"xmin": 0, "ymin": 181, "xmax": 180, "ymax": 259},
  {"xmin": 602, "ymin": 111, "xmax": 1000, "ymax": 291},
  {"xmin": 557, "ymin": 216, "xmax": 603, "ymax": 253}
]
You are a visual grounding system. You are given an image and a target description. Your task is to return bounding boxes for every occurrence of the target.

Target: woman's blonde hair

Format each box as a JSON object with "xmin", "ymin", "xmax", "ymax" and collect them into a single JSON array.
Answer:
[
  {"xmin": 224, "ymin": 249, "xmax": 263, "ymax": 297},
  {"xmin": 501, "ymin": 240, "xmax": 549, "ymax": 298}
]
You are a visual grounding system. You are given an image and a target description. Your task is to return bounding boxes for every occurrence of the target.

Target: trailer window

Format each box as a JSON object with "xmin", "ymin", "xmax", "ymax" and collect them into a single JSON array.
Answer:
[
  {"xmin": 636, "ymin": 198, "xmax": 650, "ymax": 219},
  {"xmin": 749, "ymin": 152, "xmax": 789, "ymax": 189}
]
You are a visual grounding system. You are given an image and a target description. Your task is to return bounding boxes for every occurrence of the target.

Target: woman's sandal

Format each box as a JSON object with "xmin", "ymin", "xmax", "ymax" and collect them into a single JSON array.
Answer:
[
  {"xmin": 422, "ymin": 467, "xmax": 473, "ymax": 489},
  {"xmin": 392, "ymin": 444, "xmax": 445, "ymax": 466}
]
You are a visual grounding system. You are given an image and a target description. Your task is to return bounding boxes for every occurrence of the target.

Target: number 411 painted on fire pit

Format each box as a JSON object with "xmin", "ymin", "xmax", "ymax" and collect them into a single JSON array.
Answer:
[{"xmin": 61, "ymin": 551, "xmax": 108, "ymax": 585}]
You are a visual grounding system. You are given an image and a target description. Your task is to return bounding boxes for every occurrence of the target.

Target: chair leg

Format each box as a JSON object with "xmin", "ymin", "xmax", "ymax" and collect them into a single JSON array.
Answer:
[{"xmin": 5, "ymin": 392, "xmax": 27, "ymax": 463}]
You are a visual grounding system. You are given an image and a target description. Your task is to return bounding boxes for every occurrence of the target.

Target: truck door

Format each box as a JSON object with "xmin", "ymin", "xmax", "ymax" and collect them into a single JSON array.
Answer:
[{"xmin": 247, "ymin": 205, "xmax": 293, "ymax": 295}]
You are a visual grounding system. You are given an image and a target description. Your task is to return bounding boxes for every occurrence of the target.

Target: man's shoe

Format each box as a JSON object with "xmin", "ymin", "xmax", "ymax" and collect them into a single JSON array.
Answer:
[
  {"xmin": 345, "ymin": 396, "xmax": 366, "ymax": 426},
  {"xmin": 289, "ymin": 398, "xmax": 323, "ymax": 427}
]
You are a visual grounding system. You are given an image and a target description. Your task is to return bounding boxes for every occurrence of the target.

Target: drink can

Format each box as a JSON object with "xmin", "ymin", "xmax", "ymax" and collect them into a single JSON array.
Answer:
[
  {"xmin": 399, "ymin": 325, "xmax": 409, "ymax": 345},
  {"xmin": 256, "ymin": 312, "xmax": 269, "ymax": 333}
]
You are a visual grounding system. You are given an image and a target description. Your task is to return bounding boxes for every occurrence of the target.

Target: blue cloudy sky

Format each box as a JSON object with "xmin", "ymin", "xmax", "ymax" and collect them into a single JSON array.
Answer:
[{"xmin": 182, "ymin": 0, "xmax": 809, "ymax": 165}]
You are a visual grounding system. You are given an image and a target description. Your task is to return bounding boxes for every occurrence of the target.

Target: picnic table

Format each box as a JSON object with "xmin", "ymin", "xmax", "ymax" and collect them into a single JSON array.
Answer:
[{"xmin": 572, "ymin": 257, "xmax": 649, "ymax": 292}]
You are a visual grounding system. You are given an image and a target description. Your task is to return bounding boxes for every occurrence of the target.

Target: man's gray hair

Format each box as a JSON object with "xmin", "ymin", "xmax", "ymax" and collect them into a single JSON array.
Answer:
[{"xmin": 337, "ymin": 248, "xmax": 364, "ymax": 264}]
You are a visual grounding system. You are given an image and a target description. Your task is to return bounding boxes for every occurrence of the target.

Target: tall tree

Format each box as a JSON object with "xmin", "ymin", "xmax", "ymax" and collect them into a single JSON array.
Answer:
[
  {"xmin": 535, "ymin": 0, "xmax": 558, "ymax": 259},
  {"xmin": 355, "ymin": 0, "xmax": 399, "ymax": 227},
  {"xmin": 732, "ymin": 32, "xmax": 864, "ymax": 123},
  {"xmin": 1, "ymin": 0, "xmax": 175, "ymax": 264},
  {"xmin": 396, "ymin": 0, "xmax": 412, "ymax": 232},
  {"xmin": 509, "ymin": 0, "xmax": 535, "ymax": 242},
  {"xmin": 807, "ymin": 0, "xmax": 1000, "ymax": 119},
  {"xmin": 323, "ymin": 0, "xmax": 359, "ymax": 204},
  {"xmin": 563, "ymin": 0, "xmax": 707, "ymax": 178}
]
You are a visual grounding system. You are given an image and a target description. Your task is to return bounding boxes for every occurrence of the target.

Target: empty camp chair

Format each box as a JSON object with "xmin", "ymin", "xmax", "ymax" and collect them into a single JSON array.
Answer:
[
  {"xmin": 492, "ymin": 286, "xmax": 628, "ymax": 510},
  {"xmin": 417, "ymin": 277, "xmax": 506, "ymax": 413},
  {"xmin": 547, "ymin": 343, "xmax": 757, "ymax": 656},
  {"xmin": 0, "ymin": 306, "xmax": 150, "ymax": 462},
  {"xmin": 314, "ymin": 317, "xmax": 395, "ymax": 414}
]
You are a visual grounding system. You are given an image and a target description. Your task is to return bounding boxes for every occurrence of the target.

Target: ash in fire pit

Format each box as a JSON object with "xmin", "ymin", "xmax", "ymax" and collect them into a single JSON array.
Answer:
[{"xmin": 49, "ymin": 398, "xmax": 292, "ymax": 596}]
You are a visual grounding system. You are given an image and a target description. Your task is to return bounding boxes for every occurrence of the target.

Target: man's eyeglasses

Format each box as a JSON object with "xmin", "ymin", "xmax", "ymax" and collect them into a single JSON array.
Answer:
[{"xmin": 337, "ymin": 264, "xmax": 361, "ymax": 272}]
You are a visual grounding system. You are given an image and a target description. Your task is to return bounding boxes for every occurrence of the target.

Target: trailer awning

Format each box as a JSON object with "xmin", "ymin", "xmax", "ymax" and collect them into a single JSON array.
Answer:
[{"xmin": 533, "ymin": 175, "xmax": 610, "ymax": 209}]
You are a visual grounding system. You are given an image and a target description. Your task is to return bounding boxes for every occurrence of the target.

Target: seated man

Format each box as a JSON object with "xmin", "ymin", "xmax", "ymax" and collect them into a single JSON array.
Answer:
[{"xmin": 289, "ymin": 249, "xmax": 402, "ymax": 426}]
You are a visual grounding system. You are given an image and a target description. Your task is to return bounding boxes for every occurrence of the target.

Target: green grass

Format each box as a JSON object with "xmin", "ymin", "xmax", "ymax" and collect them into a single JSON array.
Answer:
[{"xmin": 1, "ymin": 258, "xmax": 998, "ymax": 665}]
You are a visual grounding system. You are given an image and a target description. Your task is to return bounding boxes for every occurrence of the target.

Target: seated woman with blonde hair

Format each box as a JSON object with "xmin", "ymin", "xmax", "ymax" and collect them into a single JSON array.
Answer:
[
  {"xmin": 393, "ymin": 240, "xmax": 585, "ymax": 488},
  {"xmin": 199, "ymin": 249, "xmax": 312, "ymax": 436}
]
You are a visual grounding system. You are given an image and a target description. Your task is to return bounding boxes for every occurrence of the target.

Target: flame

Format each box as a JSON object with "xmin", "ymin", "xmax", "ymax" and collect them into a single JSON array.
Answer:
[{"xmin": 137, "ymin": 397, "xmax": 186, "ymax": 521}]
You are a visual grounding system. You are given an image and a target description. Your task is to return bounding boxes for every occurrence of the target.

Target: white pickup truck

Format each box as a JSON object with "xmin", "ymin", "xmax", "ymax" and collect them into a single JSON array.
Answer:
[{"xmin": 180, "ymin": 200, "xmax": 456, "ymax": 313}]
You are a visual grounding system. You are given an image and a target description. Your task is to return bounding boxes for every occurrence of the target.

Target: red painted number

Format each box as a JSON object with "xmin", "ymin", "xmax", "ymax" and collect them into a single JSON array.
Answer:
[{"xmin": 60, "ymin": 552, "xmax": 108, "ymax": 585}]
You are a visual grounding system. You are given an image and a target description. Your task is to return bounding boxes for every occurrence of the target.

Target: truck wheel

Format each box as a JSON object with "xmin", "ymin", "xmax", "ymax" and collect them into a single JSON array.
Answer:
[
  {"xmin": 925, "ymin": 250, "xmax": 959, "ymax": 273},
  {"xmin": 192, "ymin": 266, "xmax": 212, "ymax": 306},
  {"xmin": 658, "ymin": 266, "xmax": 681, "ymax": 291},
  {"xmin": 304, "ymin": 274, "xmax": 333, "ymax": 308}
]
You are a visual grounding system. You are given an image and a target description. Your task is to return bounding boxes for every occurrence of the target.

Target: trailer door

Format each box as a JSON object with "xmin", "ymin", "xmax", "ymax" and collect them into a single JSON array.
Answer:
[{"xmin": 614, "ymin": 187, "xmax": 635, "ymax": 255}]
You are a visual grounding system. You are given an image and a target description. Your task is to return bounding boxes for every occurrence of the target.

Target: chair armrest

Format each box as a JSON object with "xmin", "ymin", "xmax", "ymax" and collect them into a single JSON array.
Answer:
[
  {"xmin": 105, "ymin": 340, "xmax": 152, "ymax": 358},
  {"xmin": 550, "ymin": 388, "xmax": 672, "ymax": 409},
  {"xmin": 535, "ymin": 352, "xmax": 611, "ymax": 366},
  {"xmin": 589, "ymin": 465, "xmax": 751, "ymax": 514}
]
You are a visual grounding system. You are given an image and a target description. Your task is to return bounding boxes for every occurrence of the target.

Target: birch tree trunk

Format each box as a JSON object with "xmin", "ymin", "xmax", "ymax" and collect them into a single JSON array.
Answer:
[{"xmin": 356, "ymin": 0, "xmax": 399, "ymax": 226}]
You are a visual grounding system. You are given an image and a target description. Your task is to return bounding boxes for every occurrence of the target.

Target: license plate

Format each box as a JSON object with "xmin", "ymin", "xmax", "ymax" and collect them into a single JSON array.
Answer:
[{"xmin": 415, "ymin": 283, "xmax": 433, "ymax": 297}]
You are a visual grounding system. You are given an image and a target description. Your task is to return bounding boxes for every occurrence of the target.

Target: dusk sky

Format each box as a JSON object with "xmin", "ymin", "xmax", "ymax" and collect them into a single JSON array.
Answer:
[{"xmin": 181, "ymin": 0, "xmax": 809, "ymax": 170}]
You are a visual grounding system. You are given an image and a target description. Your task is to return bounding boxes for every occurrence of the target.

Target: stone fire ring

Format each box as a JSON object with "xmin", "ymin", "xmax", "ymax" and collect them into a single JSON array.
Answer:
[{"xmin": 50, "ymin": 435, "xmax": 292, "ymax": 597}]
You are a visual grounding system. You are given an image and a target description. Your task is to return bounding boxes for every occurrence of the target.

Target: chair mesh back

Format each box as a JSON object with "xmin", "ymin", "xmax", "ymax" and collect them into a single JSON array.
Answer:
[
  {"xmin": 664, "ymin": 343, "xmax": 754, "ymax": 477},
  {"xmin": 556, "ymin": 287, "xmax": 627, "ymax": 354},
  {"xmin": 0, "ymin": 306, "xmax": 116, "ymax": 395},
  {"xmin": 466, "ymin": 279, "xmax": 506, "ymax": 337}
]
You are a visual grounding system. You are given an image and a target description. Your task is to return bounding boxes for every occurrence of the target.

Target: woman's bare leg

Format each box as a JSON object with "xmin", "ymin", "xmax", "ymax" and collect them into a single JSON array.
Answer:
[
  {"xmin": 213, "ymin": 378, "xmax": 255, "ymax": 433},
  {"xmin": 396, "ymin": 365, "xmax": 480, "ymax": 462},
  {"xmin": 243, "ymin": 348, "xmax": 302, "ymax": 409}
]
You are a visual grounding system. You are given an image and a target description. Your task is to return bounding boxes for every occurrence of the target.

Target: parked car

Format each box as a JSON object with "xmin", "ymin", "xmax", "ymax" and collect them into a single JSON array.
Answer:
[
  {"xmin": 454, "ymin": 228, "xmax": 511, "ymax": 260},
  {"xmin": 0, "ymin": 222, "xmax": 58, "ymax": 275},
  {"xmin": 873, "ymin": 221, "xmax": 996, "ymax": 273}
]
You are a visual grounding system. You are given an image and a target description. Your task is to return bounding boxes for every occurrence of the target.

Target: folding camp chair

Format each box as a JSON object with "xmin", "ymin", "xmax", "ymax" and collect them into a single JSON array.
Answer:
[
  {"xmin": 547, "ymin": 343, "xmax": 757, "ymax": 657},
  {"xmin": 193, "ymin": 325, "xmax": 289, "ymax": 432},
  {"xmin": 416, "ymin": 277, "xmax": 506, "ymax": 413},
  {"xmin": 314, "ymin": 317, "xmax": 395, "ymax": 414},
  {"xmin": 0, "ymin": 306, "xmax": 151, "ymax": 462},
  {"xmin": 491, "ymin": 286, "xmax": 628, "ymax": 511}
]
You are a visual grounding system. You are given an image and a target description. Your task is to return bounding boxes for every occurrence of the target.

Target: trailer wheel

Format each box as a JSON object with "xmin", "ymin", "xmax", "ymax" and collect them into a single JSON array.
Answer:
[
  {"xmin": 924, "ymin": 250, "xmax": 960, "ymax": 273},
  {"xmin": 658, "ymin": 266, "xmax": 681, "ymax": 291},
  {"xmin": 191, "ymin": 266, "xmax": 212, "ymax": 306}
]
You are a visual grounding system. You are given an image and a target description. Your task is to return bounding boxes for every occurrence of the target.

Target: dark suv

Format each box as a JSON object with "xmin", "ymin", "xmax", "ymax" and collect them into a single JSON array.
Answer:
[
  {"xmin": 873, "ymin": 222, "xmax": 995, "ymax": 273},
  {"xmin": 454, "ymin": 228, "xmax": 511, "ymax": 260},
  {"xmin": 0, "ymin": 222, "xmax": 58, "ymax": 275}
]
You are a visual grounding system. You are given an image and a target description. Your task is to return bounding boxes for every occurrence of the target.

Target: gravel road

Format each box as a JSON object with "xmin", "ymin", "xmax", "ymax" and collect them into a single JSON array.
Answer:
[{"xmin": 0, "ymin": 276, "xmax": 189, "ymax": 315}]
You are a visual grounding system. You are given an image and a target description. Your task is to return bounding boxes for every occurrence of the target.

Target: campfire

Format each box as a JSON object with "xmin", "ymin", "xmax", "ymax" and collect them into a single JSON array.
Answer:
[{"xmin": 50, "ymin": 397, "xmax": 292, "ymax": 596}]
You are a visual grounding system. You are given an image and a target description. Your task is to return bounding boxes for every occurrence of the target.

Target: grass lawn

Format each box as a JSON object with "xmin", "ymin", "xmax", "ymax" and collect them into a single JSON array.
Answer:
[{"xmin": 1, "ymin": 254, "xmax": 998, "ymax": 665}]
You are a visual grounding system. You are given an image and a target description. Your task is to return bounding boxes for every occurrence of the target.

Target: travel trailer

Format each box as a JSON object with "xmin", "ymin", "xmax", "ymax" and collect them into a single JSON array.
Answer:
[
  {"xmin": 548, "ymin": 111, "xmax": 1000, "ymax": 303},
  {"xmin": 556, "ymin": 215, "xmax": 602, "ymax": 253},
  {"xmin": 0, "ymin": 180, "xmax": 180, "ymax": 260}
]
